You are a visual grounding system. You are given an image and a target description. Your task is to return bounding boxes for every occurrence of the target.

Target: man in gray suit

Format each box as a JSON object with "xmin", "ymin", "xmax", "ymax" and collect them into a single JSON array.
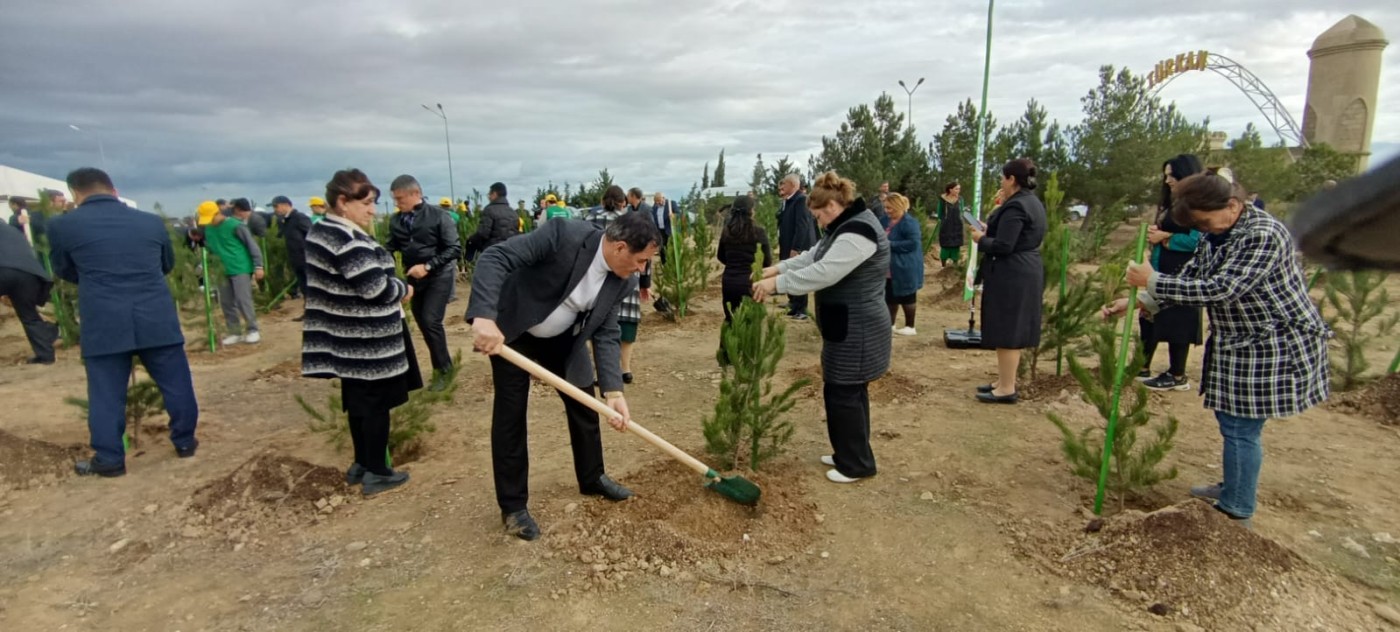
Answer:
[{"xmin": 467, "ymin": 212, "xmax": 661, "ymax": 540}]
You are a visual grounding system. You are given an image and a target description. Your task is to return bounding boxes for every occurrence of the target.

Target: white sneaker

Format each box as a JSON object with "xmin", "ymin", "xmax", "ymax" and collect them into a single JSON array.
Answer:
[
  {"xmin": 825, "ymin": 469, "xmax": 862, "ymax": 484},
  {"xmin": 820, "ymin": 455, "xmax": 836, "ymax": 466},
  {"xmin": 244, "ymin": 331, "xmax": 262, "ymax": 344},
  {"xmin": 894, "ymin": 327, "xmax": 917, "ymax": 336},
  {"xmin": 221, "ymin": 335, "xmax": 243, "ymax": 346}
]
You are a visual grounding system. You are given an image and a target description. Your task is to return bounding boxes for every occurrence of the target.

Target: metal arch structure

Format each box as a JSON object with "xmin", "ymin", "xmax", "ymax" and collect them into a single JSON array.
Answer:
[{"xmin": 1149, "ymin": 52, "xmax": 1309, "ymax": 151}]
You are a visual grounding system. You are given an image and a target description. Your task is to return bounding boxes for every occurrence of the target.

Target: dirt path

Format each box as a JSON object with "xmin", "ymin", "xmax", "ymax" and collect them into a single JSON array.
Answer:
[{"xmin": 1, "ymin": 234, "xmax": 1398, "ymax": 631}]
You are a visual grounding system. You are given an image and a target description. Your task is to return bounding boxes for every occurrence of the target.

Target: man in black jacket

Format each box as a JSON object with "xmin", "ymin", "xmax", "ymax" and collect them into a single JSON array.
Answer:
[
  {"xmin": 386, "ymin": 174, "xmax": 462, "ymax": 391},
  {"xmin": 271, "ymin": 195, "xmax": 313, "ymax": 311},
  {"xmin": 0, "ymin": 222, "xmax": 59, "ymax": 364},
  {"xmin": 470, "ymin": 182, "xmax": 520, "ymax": 254},
  {"xmin": 776, "ymin": 174, "xmax": 817, "ymax": 320}
]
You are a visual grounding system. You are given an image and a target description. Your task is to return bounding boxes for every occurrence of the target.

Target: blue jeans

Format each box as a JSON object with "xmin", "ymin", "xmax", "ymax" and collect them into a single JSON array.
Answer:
[
  {"xmin": 1215, "ymin": 411, "xmax": 1266, "ymax": 519},
  {"xmin": 86, "ymin": 344, "xmax": 200, "ymax": 466}
]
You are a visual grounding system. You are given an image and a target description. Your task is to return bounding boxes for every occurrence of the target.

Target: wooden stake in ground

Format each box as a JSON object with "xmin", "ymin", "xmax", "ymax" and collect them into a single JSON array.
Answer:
[{"xmin": 1093, "ymin": 224, "xmax": 1148, "ymax": 515}]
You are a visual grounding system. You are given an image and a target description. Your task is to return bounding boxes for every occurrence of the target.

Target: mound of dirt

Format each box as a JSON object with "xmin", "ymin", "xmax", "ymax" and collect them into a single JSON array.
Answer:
[
  {"xmin": 1019, "ymin": 501, "xmax": 1302, "ymax": 625},
  {"xmin": 789, "ymin": 368, "xmax": 921, "ymax": 405},
  {"xmin": 250, "ymin": 359, "xmax": 303, "ymax": 382},
  {"xmin": 545, "ymin": 458, "xmax": 820, "ymax": 589},
  {"xmin": 1020, "ymin": 373, "xmax": 1080, "ymax": 402},
  {"xmin": 0, "ymin": 429, "xmax": 83, "ymax": 491},
  {"xmin": 187, "ymin": 454, "xmax": 351, "ymax": 542},
  {"xmin": 1329, "ymin": 372, "xmax": 1400, "ymax": 425}
]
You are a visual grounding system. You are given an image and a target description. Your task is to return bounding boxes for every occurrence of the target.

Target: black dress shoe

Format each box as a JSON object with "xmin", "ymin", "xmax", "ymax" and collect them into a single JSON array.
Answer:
[
  {"xmin": 175, "ymin": 439, "xmax": 199, "ymax": 459},
  {"xmin": 75, "ymin": 459, "xmax": 126, "ymax": 477},
  {"xmin": 976, "ymin": 391, "xmax": 1019, "ymax": 404},
  {"xmin": 26, "ymin": 356, "xmax": 55, "ymax": 365},
  {"xmin": 362, "ymin": 471, "xmax": 410, "ymax": 497},
  {"xmin": 503, "ymin": 509, "xmax": 540, "ymax": 541},
  {"xmin": 622, "ymin": 372, "xmax": 634, "ymax": 385},
  {"xmin": 976, "ymin": 384, "xmax": 995, "ymax": 393},
  {"xmin": 582, "ymin": 474, "xmax": 634, "ymax": 501}
]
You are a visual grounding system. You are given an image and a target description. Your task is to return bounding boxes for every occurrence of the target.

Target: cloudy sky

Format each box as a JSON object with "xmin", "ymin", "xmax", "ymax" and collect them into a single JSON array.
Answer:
[{"xmin": 2, "ymin": 0, "xmax": 1396, "ymax": 213}]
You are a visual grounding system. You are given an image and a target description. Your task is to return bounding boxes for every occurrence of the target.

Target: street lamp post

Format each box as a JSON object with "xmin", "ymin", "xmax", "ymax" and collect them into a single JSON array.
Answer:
[
  {"xmin": 68, "ymin": 124, "xmax": 107, "ymax": 170},
  {"xmin": 421, "ymin": 103, "xmax": 455, "ymax": 204},
  {"xmin": 897, "ymin": 78, "xmax": 925, "ymax": 126}
]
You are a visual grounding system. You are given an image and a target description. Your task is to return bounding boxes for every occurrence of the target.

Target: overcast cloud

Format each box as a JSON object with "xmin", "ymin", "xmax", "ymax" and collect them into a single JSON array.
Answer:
[{"xmin": 1, "ymin": 0, "xmax": 1395, "ymax": 212}]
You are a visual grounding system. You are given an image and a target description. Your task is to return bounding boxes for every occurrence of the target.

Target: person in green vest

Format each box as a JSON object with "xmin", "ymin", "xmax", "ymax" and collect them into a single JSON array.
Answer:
[
  {"xmin": 309, "ymin": 196, "xmax": 328, "ymax": 223},
  {"xmin": 544, "ymin": 194, "xmax": 573, "ymax": 221},
  {"xmin": 199, "ymin": 201, "xmax": 264, "ymax": 345}
]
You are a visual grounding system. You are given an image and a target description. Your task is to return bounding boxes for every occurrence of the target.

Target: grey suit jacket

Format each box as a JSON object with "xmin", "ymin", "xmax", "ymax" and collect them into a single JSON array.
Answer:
[{"xmin": 466, "ymin": 219, "xmax": 634, "ymax": 392}]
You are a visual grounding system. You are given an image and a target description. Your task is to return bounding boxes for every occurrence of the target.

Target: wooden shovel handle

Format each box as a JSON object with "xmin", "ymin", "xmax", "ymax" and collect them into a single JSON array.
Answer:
[{"xmin": 496, "ymin": 345, "xmax": 714, "ymax": 477}]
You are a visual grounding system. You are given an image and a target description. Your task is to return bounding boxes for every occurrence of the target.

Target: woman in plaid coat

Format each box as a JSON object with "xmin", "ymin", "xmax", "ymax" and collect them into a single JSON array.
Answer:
[
  {"xmin": 585, "ymin": 185, "xmax": 648, "ymax": 384},
  {"xmin": 1108, "ymin": 171, "xmax": 1330, "ymax": 527}
]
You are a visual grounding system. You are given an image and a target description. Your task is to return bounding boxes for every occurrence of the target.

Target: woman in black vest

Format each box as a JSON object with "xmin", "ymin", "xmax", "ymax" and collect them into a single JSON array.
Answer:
[
  {"xmin": 1139, "ymin": 154, "xmax": 1205, "ymax": 391},
  {"xmin": 715, "ymin": 195, "xmax": 772, "ymax": 364},
  {"xmin": 303, "ymin": 169, "xmax": 422, "ymax": 497},
  {"xmin": 753, "ymin": 171, "xmax": 891, "ymax": 483},
  {"xmin": 971, "ymin": 159, "xmax": 1047, "ymax": 404}
]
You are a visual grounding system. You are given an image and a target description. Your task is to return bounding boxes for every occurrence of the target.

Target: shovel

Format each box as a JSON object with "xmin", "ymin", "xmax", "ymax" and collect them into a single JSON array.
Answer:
[{"xmin": 497, "ymin": 345, "xmax": 761, "ymax": 506}]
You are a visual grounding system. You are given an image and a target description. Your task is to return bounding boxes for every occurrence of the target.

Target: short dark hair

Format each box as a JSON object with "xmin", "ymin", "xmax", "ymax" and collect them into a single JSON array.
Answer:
[
  {"xmin": 627, "ymin": 187, "xmax": 644, "ymax": 200},
  {"xmin": 1002, "ymin": 158, "xmax": 1038, "ymax": 191},
  {"xmin": 604, "ymin": 208, "xmax": 662, "ymax": 253},
  {"xmin": 215, "ymin": 198, "xmax": 228, "ymax": 206},
  {"xmin": 231, "ymin": 198, "xmax": 252, "ymax": 212},
  {"xmin": 603, "ymin": 185, "xmax": 627, "ymax": 211},
  {"xmin": 1169, "ymin": 172, "xmax": 1239, "ymax": 226},
  {"xmin": 489, "ymin": 182, "xmax": 507, "ymax": 198},
  {"xmin": 325, "ymin": 169, "xmax": 380, "ymax": 210},
  {"xmin": 65, "ymin": 167, "xmax": 114, "ymax": 195},
  {"xmin": 390, "ymin": 175, "xmax": 420, "ymax": 192},
  {"xmin": 8, "ymin": 197, "xmax": 26, "ymax": 209}
]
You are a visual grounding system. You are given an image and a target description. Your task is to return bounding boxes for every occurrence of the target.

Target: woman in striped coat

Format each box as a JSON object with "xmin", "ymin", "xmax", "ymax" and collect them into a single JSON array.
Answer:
[{"xmin": 303, "ymin": 169, "xmax": 423, "ymax": 497}]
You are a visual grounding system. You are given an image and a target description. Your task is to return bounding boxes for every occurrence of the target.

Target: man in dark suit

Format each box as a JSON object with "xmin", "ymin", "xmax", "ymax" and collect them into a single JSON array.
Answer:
[
  {"xmin": 271, "ymin": 195, "xmax": 313, "ymax": 311},
  {"xmin": 776, "ymin": 174, "xmax": 817, "ymax": 320},
  {"xmin": 46, "ymin": 168, "xmax": 200, "ymax": 477},
  {"xmin": 467, "ymin": 212, "xmax": 661, "ymax": 541},
  {"xmin": 386, "ymin": 174, "xmax": 462, "ymax": 391},
  {"xmin": 0, "ymin": 223, "xmax": 58, "ymax": 363}
]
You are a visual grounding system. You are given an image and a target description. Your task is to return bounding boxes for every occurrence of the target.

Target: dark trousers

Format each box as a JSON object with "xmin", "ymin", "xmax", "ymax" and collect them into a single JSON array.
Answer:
[
  {"xmin": 293, "ymin": 262, "xmax": 308, "ymax": 298},
  {"xmin": 85, "ymin": 343, "xmax": 199, "ymax": 466},
  {"xmin": 1143, "ymin": 338, "xmax": 1190, "ymax": 376},
  {"xmin": 781, "ymin": 253, "xmax": 808, "ymax": 316},
  {"xmin": 346, "ymin": 409, "xmax": 391, "ymax": 475},
  {"xmin": 488, "ymin": 332, "xmax": 605, "ymax": 513},
  {"xmin": 0, "ymin": 268, "xmax": 58, "ymax": 361},
  {"xmin": 824, "ymin": 382, "xmax": 877, "ymax": 478},
  {"xmin": 409, "ymin": 270, "xmax": 454, "ymax": 371}
]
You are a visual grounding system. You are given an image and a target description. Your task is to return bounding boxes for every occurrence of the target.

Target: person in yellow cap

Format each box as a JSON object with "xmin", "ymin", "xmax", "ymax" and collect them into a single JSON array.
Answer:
[{"xmin": 308, "ymin": 196, "xmax": 327, "ymax": 223}]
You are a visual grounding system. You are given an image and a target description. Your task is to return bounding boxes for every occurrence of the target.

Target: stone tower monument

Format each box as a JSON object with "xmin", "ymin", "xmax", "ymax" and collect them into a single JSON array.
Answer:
[{"xmin": 1303, "ymin": 15, "xmax": 1388, "ymax": 172}]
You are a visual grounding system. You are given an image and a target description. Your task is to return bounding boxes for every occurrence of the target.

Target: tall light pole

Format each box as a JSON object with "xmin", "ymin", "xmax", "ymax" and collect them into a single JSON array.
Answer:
[
  {"xmin": 68, "ymin": 124, "xmax": 107, "ymax": 170},
  {"xmin": 421, "ymin": 103, "xmax": 455, "ymax": 204},
  {"xmin": 897, "ymin": 78, "xmax": 925, "ymax": 126}
]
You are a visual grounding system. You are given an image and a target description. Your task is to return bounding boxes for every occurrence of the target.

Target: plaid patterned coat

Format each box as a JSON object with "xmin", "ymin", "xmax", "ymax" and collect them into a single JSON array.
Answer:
[
  {"xmin": 1146, "ymin": 208, "xmax": 1330, "ymax": 419},
  {"xmin": 585, "ymin": 206, "xmax": 646, "ymax": 325}
]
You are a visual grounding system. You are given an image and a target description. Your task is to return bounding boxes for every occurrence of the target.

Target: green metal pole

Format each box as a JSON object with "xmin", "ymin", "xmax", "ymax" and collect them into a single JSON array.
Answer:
[
  {"xmin": 261, "ymin": 279, "xmax": 299, "ymax": 313},
  {"xmin": 672, "ymin": 214, "xmax": 685, "ymax": 318},
  {"xmin": 1093, "ymin": 224, "xmax": 1149, "ymax": 515},
  {"xmin": 1056, "ymin": 234, "xmax": 1070, "ymax": 376},
  {"xmin": 1388, "ymin": 346, "xmax": 1400, "ymax": 375},
  {"xmin": 962, "ymin": 0, "xmax": 995, "ymax": 303},
  {"xmin": 201, "ymin": 248, "xmax": 217, "ymax": 353},
  {"xmin": 39, "ymin": 252, "xmax": 73, "ymax": 345},
  {"xmin": 1307, "ymin": 266, "xmax": 1324, "ymax": 291}
]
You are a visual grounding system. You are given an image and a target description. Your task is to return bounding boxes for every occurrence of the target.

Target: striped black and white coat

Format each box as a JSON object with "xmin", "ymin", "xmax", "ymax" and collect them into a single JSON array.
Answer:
[{"xmin": 301, "ymin": 215, "xmax": 411, "ymax": 381}]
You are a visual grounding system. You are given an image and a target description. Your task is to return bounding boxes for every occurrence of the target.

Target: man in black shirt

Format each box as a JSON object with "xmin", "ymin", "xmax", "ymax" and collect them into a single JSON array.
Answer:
[{"xmin": 386, "ymin": 174, "xmax": 461, "ymax": 391}]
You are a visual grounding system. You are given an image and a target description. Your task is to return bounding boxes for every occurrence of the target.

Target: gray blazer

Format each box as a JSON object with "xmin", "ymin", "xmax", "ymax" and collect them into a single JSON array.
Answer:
[{"xmin": 466, "ymin": 219, "xmax": 634, "ymax": 392}]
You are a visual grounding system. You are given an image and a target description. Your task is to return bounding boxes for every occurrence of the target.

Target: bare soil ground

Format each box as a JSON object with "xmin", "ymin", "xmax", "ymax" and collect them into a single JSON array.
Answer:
[{"xmin": 1, "ymin": 222, "xmax": 1398, "ymax": 631}]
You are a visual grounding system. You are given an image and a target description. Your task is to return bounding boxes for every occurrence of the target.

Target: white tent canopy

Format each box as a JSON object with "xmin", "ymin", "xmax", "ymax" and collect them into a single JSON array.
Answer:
[{"xmin": 0, "ymin": 164, "xmax": 138, "ymax": 208}]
